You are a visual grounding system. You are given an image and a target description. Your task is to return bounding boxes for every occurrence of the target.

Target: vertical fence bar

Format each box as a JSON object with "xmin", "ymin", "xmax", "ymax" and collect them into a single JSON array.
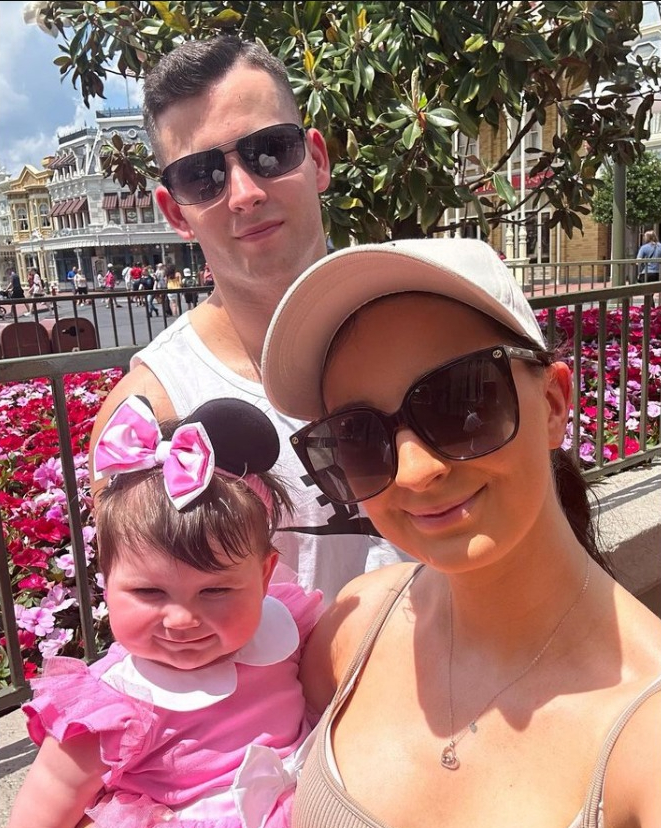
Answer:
[
  {"xmin": 639, "ymin": 296, "xmax": 652, "ymax": 451},
  {"xmin": 0, "ymin": 521, "xmax": 30, "ymax": 707},
  {"xmin": 617, "ymin": 298, "xmax": 630, "ymax": 460},
  {"xmin": 50, "ymin": 375, "xmax": 99, "ymax": 660},
  {"xmin": 595, "ymin": 301, "xmax": 607, "ymax": 469},
  {"xmin": 572, "ymin": 303, "xmax": 583, "ymax": 464}
]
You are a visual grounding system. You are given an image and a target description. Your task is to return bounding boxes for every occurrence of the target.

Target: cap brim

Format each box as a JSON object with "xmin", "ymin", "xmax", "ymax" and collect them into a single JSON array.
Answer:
[{"xmin": 262, "ymin": 240, "xmax": 544, "ymax": 421}]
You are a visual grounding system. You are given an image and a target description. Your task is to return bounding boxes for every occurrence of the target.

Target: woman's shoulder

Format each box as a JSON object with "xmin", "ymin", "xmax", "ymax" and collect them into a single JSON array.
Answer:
[
  {"xmin": 600, "ymin": 674, "xmax": 661, "ymax": 826},
  {"xmin": 299, "ymin": 563, "xmax": 421, "ymax": 713}
]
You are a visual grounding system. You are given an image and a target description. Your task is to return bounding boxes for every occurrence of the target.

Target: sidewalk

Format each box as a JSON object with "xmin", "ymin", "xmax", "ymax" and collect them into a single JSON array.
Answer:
[
  {"xmin": 1, "ymin": 460, "xmax": 659, "ymax": 826},
  {"xmin": 0, "ymin": 707, "xmax": 35, "ymax": 826}
]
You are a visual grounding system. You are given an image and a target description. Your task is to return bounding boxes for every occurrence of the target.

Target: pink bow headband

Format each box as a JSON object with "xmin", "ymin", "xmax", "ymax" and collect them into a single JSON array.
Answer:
[{"xmin": 93, "ymin": 396, "xmax": 273, "ymax": 512}]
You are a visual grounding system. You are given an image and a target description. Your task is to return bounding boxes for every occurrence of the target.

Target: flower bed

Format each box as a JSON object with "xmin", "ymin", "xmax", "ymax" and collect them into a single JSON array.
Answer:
[
  {"xmin": 1, "ymin": 305, "xmax": 660, "ymax": 686},
  {"xmin": 535, "ymin": 306, "xmax": 661, "ymax": 464},
  {"xmin": 1, "ymin": 370, "xmax": 122, "ymax": 686}
]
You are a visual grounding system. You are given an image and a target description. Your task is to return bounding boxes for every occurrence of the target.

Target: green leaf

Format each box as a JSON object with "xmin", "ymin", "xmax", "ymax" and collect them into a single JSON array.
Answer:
[
  {"xmin": 456, "ymin": 71, "xmax": 480, "ymax": 105},
  {"xmin": 492, "ymin": 173, "xmax": 517, "ymax": 207},
  {"xmin": 410, "ymin": 8, "xmax": 435, "ymax": 37},
  {"xmin": 334, "ymin": 196, "xmax": 363, "ymax": 209},
  {"xmin": 408, "ymin": 168, "xmax": 428, "ymax": 205},
  {"xmin": 425, "ymin": 108, "xmax": 458, "ymax": 129},
  {"xmin": 302, "ymin": 1, "xmax": 323, "ymax": 30},
  {"xmin": 346, "ymin": 128, "xmax": 359, "ymax": 161},
  {"xmin": 402, "ymin": 120, "xmax": 423, "ymax": 150},
  {"xmin": 150, "ymin": 3, "xmax": 191, "ymax": 33},
  {"xmin": 214, "ymin": 9, "xmax": 243, "ymax": 25},
  {"xmin": 373, "ymin": 166, "xmax": 389, "ymax": 193},
  {"xmin": 464, "ymin": 33, "xmax": 485, "ymax": 53},
  {"xmin": 420, "ymin": 197, "xmax": 442, "ymax": 234},
  {"xmin": 307, "ymin": 89, "xmax": 322, "ymax": 119}
]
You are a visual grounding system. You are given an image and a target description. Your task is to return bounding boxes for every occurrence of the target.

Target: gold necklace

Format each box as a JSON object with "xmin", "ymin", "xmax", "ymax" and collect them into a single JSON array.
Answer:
[{"xmin": 440, "ymin": 559, "xmax": 591, "ymax": 771}]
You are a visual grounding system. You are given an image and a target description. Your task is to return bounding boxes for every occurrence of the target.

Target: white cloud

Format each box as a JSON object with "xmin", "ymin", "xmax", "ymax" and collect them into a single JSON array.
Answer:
[{"xmin": 0, "ymin": 1, "xmax": 141, "ymax": 176}]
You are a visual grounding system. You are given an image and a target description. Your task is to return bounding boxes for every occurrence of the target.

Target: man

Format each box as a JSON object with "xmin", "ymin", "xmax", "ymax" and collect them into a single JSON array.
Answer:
[
  {"xmin": 88, "ymin": 36, "xmax": 407, "ymax": 598},
  {"xmin": 66, "ymin": 264, "xmax": 78, "ymax": 292}
]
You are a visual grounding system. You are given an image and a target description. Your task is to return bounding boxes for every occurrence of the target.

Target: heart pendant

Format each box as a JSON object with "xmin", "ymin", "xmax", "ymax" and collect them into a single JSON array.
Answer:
[{"xmin": 441, "ymin": 744, "xmax": 460, "ymax": 770}]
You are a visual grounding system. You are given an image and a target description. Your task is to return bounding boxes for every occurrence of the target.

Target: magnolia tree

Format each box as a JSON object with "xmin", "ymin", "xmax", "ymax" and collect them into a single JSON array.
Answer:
[{"xmin": 31, "ymin": 1, "xmax": 661, "ymax": 245}]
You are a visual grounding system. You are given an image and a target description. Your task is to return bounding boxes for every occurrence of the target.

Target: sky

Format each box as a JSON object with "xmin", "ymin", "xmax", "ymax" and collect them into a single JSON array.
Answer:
[{"xmin": 0, "ymin": 1, "xmax": 142, "ymax": 177}]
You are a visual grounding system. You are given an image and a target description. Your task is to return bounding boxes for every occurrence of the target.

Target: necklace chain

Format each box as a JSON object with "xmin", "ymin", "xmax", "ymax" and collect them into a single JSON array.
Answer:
[{"xmin": 441, "ymin": 558, "xmax": 591, "ymax": 771}]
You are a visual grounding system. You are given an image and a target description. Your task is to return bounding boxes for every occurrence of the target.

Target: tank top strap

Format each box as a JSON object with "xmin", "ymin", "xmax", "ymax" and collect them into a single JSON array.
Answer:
[
  {"xmin": 331, "ymin": 563, "xmax": 425, "ymax": 711},
  {"xmin": 580, "ymin": 675, "xmax": 661, "ymax": 828}
]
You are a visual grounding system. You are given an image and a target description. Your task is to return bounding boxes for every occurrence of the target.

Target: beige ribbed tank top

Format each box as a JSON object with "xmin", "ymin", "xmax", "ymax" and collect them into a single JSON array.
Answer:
[{"xmin": 293, "ymin": 564, "xmax": 661, "ymax": 828}]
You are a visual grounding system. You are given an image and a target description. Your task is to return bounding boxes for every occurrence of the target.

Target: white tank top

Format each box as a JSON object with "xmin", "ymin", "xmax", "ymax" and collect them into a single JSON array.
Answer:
[{"xmin": 132, "ymin": 313, "xmax": 411, "ymax": 600}]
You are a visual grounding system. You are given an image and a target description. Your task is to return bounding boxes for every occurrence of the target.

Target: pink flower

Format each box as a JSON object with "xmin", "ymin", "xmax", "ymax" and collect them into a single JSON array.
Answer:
[{"xmin": 15, "ymin": 605, "xmax": 56, "ymax": 637}]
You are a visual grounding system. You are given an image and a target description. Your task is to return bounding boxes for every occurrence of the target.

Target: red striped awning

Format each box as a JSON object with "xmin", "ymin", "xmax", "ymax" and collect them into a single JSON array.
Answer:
[
  {"xmin": 50, "ymin": 200, "xmax": 70, "ymax": 217},
  {"xmin": 120, "ymin": 192, "xmax": 136, "ymax": 209},
  {"xmin": 49, "ymin": 153, "xmax": 76, "ymax": 170},
  {"xmin": 102, "ymin": 194, "xmax": 119, "ymax": 210},
  {"xmin": 69, "ymin": 196, "xmax": 88, "ymax": 214},
  {"xmin": 135, "ymin": 192, "xmax": 153, "ymax": 208}
]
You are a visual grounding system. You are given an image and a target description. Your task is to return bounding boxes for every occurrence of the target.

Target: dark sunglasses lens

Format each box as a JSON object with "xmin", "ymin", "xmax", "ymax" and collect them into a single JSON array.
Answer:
[
  {"xmin": 409, "ymin": 354, "xmax": 518, "ymax": 459},
  {"xmin": 300, "ymin": 412, "xmax": 393, "ymax": 504},
  {"xmin": 239, "ymin": 125, "xmax": 305, "ymax": 179},
  {"xmin": 165, "ymin": 149, "xmax": 226, "ymax": 205}
]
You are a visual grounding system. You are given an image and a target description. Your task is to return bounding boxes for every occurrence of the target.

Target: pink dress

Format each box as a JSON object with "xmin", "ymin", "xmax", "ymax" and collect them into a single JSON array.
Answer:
[{"xmin": 23, "ymin": 581, "xmax": 323, "ymax": 828}]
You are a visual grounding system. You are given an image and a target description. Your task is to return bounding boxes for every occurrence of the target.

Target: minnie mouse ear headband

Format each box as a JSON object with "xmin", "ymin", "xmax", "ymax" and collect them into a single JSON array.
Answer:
[
  {"xmin": 262, "ymin": 238, "xmax": 546, "ymax": 420},
  {"xmin": 93, "ymin": 395, "xmax": 279, "ymax": 511}
]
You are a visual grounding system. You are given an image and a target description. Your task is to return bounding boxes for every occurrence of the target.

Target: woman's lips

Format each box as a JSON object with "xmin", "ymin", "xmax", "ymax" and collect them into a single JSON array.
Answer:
[{"xmin": 406, "ymin": 487, "xmax": 484, "ymax": 529}]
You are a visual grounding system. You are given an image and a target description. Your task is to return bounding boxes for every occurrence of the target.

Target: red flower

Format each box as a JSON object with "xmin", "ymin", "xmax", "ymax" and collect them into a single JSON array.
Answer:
[{"xmin": 18, "ymin": 574, "xmax": 48, "ymax": 591}]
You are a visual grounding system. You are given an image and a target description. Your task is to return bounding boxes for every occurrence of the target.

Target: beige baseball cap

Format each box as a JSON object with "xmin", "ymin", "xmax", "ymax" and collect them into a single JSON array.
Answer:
[{"xmin": 262, "ymin": 238, "xmax": 545, "ymax": 421}]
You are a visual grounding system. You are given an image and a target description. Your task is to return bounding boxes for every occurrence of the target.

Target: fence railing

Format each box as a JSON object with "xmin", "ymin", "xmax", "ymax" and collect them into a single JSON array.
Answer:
[
  {"xmin": 509, "ymin": 256, "xmax": 661, "ymax": 297},
  {"xmin": 0, "ymin": 285, "xmax": 210, "ymax": 357},
  {"xmin": 0, "ymin": 347, "xmax": 139, "ymax": 711},
  {"xmin": 1, "ymin": 280, "xmax": 660, "ymax": 711}
]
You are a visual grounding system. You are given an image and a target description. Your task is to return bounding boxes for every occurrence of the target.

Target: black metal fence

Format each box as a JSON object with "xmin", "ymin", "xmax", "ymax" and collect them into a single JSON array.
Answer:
[
  {"xmin": 1, "ymin": 280, "xmax": 660, "ymax": 711},
  {"xmin": 0, "ymin": 285, "xmax": 209, "ymax": 358}
]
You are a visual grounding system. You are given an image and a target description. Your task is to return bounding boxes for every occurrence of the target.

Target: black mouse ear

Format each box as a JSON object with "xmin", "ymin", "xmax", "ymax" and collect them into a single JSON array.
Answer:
[{"xmin": 183, "ymin": 399, "xmax": 280, "ymax": 475}]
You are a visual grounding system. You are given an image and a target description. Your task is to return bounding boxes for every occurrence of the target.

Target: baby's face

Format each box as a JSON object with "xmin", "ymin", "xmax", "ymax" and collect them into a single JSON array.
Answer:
[{"xmin": 105, "ymin": 544, "xmax": 277, "ymax": 670}]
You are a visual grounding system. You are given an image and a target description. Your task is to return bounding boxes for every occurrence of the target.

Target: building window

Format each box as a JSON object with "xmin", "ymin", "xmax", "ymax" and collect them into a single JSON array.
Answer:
[
  {"xmin": 17, "ymin": 207, "xmax": 29, "ymax": 231},
  {"xmin": 125, "ymin": 208, "xmax": 138, "ymax": 224},
  {"xmin": 141, "ymin": 206, "xmax": 155, "ymax": 223},
  {"xmin": 457, "ymin": 133, "xmax": 479, "ymax": 167},
  {"xmin": 39, "ymin": 203, "xmax": 51, "ymax": 228},
  {"xmin": 107, "ymin": 207, "xmax": 121, "ymax": 224},
  {"xmin": 511, "ymin": 123, "xmax": 543, "ymax": 163},
  {"xmin": 526, "ymin": 210, "xmax": 551, "ymax": 263}
]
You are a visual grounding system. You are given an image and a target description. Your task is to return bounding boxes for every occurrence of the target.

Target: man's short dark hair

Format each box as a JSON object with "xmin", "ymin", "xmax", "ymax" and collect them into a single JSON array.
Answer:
[{"xmin": 143, "ymin": 36, "xmax": 300, "ymax": 167}]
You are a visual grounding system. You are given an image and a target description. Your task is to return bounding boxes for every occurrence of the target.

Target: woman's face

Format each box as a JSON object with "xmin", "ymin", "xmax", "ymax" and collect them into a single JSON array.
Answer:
[{"xmin": 322, "ymin": 294, "xmax": 571, "ymax": 573}]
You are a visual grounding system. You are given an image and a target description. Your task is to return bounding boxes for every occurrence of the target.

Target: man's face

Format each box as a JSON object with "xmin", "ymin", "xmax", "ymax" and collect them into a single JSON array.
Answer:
[{"xmin": 154, "ymin": 64, "xmax": 330, "ymax": 310}]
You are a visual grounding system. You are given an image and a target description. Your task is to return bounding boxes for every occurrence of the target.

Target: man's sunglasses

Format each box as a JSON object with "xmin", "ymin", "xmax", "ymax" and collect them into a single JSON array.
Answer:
[
  {"xmin": 291, "ymin": 345, "xmax": 545, "ymax": 505},
  {"xmin": 161, "ymin": 123, "xmax": 307, "ymax": 206}
]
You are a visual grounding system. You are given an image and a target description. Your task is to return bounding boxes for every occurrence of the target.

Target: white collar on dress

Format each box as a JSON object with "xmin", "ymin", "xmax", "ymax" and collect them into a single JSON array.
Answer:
[{"xmin": 101, "ymin": 595, "xmax": 299, "ymax": 711}]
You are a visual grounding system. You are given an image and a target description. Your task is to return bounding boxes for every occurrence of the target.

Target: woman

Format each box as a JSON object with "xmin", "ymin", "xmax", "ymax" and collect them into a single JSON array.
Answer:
[
  {"xmin": 165, "ymin": 263, "xmax": 181, "ymax": 317},
  {"xmin": 262, "ymin": 238, "xmax": 661, "ymax": 828}
]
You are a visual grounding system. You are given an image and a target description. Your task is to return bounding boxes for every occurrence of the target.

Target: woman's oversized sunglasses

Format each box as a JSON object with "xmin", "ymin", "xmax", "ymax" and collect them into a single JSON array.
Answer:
[
  {"xmin": 161, "ymin": 123, "xmax": 306, "ymax": 205},
  {"xmin": 290, "ymin": 345, "xmax": 545, "ymax": 505}
]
